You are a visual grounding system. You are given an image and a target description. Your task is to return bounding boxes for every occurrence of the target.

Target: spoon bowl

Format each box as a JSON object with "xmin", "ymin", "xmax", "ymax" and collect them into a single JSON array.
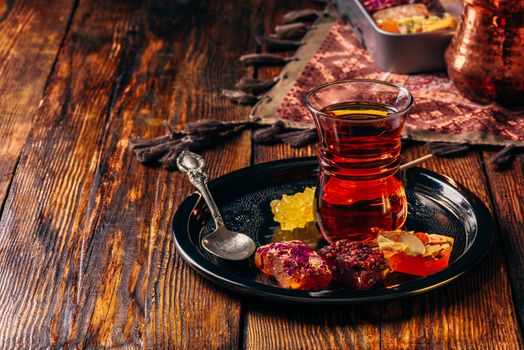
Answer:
[{"xmin": 202, "ymin": 226, "xmax": 256, "ymax": 261}]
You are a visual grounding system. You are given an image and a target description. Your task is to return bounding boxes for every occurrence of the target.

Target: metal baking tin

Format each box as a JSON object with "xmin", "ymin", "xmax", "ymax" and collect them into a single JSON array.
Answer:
[{"xmin": 337, "ymin": 0, "xmax": 462, "ymax": 73}]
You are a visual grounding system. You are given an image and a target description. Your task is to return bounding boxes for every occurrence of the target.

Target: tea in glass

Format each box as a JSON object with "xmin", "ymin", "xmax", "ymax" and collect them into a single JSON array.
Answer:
[{"xmin": 306, "ymin": 80, "xmax": 413, "ymax": 242}]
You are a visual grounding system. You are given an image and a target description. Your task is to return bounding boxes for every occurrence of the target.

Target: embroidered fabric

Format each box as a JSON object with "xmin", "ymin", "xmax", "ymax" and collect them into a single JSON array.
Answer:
[{"xmin": 268, "ymin": 22, "xmax": 524, "ymax": 146}]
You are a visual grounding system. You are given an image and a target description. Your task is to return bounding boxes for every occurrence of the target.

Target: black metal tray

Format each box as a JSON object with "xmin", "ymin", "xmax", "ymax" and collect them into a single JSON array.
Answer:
[{"xmin": 172, "ymin": 157, "xmax": 493, "ymax": 304}]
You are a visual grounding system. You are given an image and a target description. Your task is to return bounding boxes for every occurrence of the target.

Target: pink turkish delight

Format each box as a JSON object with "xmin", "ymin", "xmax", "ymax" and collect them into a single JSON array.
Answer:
[{"xmin": 255, "ymin": 241, "xmax": 332, "ymax": 290}]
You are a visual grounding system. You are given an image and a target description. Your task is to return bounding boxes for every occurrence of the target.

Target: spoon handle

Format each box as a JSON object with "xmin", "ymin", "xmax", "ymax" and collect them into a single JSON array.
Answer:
[
  {"xmin": 184, "ymin": 165, "xmax": 225, "ymax": 229},
  {"xmin": 399, "ymin": 154, "xmax": 434, "ymax": 171}
]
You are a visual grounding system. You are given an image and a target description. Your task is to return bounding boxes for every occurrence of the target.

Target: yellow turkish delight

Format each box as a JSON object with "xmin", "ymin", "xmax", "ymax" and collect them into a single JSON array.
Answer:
[{"xmin": 270, "ymin": 187, "xmax": 316, "ymax": 231}]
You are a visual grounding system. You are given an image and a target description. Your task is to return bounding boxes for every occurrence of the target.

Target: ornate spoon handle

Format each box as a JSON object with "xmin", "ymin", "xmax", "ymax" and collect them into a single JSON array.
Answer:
[{"xmin": 177, "ymin": 151, "xmax": 224, "ymax": 228}]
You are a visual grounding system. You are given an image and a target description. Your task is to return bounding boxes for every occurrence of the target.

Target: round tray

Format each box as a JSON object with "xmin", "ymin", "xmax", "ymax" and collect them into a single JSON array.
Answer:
[{"xmin": 172, "ymin": 157, "xmax": 493, "ymax": 304}]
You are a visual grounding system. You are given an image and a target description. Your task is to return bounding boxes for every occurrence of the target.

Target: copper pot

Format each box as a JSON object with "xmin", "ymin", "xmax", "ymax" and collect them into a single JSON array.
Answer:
[{"xmin": 445, "ymin": 0, "xmax": 524, "ymax": 107}]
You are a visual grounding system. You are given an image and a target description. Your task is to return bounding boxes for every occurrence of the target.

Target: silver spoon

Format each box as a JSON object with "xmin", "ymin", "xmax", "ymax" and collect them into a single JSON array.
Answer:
[{"xmin": 177, "ymin": 151, "xmax": 256, "ymax": 261}]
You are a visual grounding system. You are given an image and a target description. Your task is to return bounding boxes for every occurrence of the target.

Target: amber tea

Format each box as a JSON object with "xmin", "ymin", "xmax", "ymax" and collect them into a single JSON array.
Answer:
[
  {"xmin": 306, "ymin": 80, "xmax": 413, "ymax": 243},
  {"xmin": 315, "ymin": 101, "xmax": 407, "ymax": 241}
]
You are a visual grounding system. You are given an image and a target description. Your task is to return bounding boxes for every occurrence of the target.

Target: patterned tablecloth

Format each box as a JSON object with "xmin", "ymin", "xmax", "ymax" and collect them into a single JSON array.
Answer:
[{"xmin": 251, "ymin": 21, "xmax": 524, "ymax": 146}]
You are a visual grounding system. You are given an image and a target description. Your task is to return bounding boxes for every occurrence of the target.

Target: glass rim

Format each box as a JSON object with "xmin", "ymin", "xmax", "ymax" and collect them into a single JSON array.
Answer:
[{"xmin": 305, "ymin": 79, "xmax": 414, "ymax": 123}]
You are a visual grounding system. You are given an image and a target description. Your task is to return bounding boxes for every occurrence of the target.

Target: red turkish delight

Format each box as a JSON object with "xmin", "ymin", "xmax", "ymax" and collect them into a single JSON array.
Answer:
[{"xmin": 318, "ymin": 240, "xmax": 387, "ymax": 290}]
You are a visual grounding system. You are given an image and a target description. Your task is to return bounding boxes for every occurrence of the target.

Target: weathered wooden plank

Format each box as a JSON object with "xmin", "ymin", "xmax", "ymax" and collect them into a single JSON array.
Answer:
[
  {"xmin": 249, "ymin": 150, "xmax": 381, "ymax": 349},
  {"xmin": 0, "ymin": 0, "xmax": 255, "ymax": 347},
  {"xmin": 245, "ymin": 2, "xmax": 381, "ymax": 349},
  {"xmin": 380, "ymin": 147, "xmax": 522, "ymax": 349},
  {"xmin": 82, "ymin": 0, "xmax": 258, "ymax": 347},
  {"xmin": 0, "ymin": 1, "xmax": 141, "ymax": 346},
  {"xmin": 482, "ymin": 151, "xmax": 524, "ymax": 333},
  {"xmin": 247, "ymin": 3, "xmax": 523, "ymax": 344},
  {"xmin": 245, "ymin": 300, "xmax": 381, "ymax": 350},
  {"xmin": 0, "ymin": 0, "xmax": 75, "ymax": 208}
]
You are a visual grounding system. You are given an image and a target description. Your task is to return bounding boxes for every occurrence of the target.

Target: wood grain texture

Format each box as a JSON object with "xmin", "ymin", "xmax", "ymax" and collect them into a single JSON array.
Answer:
[
  {"xmin": 379, "ymin": 146, "xmax": 523, "ymax": 349},
  {"xmin": 92, "ymin": 0, "xmax": 257, "ymax": 347},
  {"xmin": 0, "ymin": 0, "xmax": 522, "ymax": 348},
  {"xmin": 0, "ymin": 1, "xmax": 143, "ymax": 346},
  {"xmin": 246, "ymin": 2, "xmax": 381, "ymax": 350},
  {"xmin": 245, "ymin": 301, "xmax": 381, "ymax": 350},
  {"xmin": 482, "ymin": 151, "xmax": 524, "ymax": 333},
  {"xmin": 0, "ymin": 0, "xmax": 75, "ymax": 208},
  {"xmin": 0, "ymin": 0, "xmax": 255, "ymax": 347}
]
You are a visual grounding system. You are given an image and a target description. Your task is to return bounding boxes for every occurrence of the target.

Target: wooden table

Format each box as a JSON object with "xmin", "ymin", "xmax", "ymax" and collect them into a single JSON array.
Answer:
[{"xmin": 0, "ymin": 0, "xmax": 522, "ymax": 348}]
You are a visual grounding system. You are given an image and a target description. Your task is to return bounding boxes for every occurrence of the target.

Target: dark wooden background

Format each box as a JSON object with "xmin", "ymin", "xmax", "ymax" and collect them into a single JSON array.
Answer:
[{"xmin": 0, "ymin": 0, "xmax": 522, "ymax": 348}]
